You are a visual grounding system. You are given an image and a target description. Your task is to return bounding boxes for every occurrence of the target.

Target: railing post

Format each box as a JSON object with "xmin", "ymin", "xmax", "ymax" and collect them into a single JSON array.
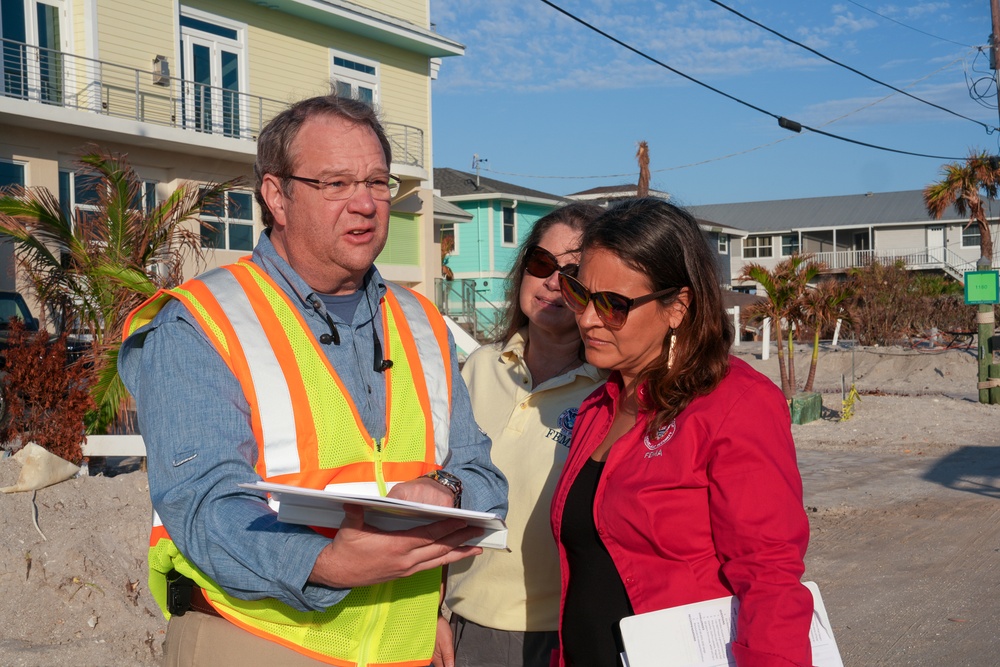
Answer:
[
  {"xmin": 762, "ymin": 317, "xmax": 771, "ymax": 361},
  {"xmin": 732, "ymin": 306, "xmax": 740, "ymax": 347},
  {"xmin": 135, "ymin": 68, "xmax": 140, "ymax": 120}
]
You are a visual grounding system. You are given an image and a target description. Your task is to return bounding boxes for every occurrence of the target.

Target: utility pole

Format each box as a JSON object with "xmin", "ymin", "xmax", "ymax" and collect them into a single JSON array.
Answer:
[
  {"xmin": 985, "ymin": 0, "xmax": 1000, "ymax": 402},
  {"xmin": 471, "ymin": 154, "xmax": 487, "ymax": 188}
]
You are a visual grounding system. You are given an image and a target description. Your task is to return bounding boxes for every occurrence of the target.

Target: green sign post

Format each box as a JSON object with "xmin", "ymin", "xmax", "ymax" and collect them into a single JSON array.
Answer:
[
  {"xmin": 964, "ymin": 270, "xmax": 999, "ymax": 404},
  {"xmin": 964, "ymin": 270, "xmax": 1000, "ymax": 305}
]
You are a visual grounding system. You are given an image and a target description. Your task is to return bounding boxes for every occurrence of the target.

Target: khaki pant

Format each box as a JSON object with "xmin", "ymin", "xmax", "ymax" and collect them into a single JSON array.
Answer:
[{"xmin": 162, "ymin": 611, "xmax": 326, "ymax": 666}]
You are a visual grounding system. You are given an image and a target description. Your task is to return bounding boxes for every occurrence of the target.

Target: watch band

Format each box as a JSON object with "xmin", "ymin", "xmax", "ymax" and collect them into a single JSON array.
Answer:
[{"xmin": 424, "ymin": 469, "xmax": 463, "ymax": 508}]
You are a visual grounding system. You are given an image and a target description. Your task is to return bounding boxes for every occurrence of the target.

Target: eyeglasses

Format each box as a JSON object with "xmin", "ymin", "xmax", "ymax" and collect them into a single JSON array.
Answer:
[
  {"xmin": 558, "ymin": 272, "xmax": 680, "ymax": 330},
  {"xmin": 524, "ymin": 245, "xmax": 578, "ymax": 279},
  {"xmin": 287, "ymin": 174, "xmax": 400, "ymax": 201}
]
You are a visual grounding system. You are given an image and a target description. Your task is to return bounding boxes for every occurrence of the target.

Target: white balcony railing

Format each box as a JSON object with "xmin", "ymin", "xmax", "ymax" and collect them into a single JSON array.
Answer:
[
  {"xmin": 1, "ymin": 37, "xmax": 424, "ymax": 168},
  {"xmin": 811, "ymin": 246, "xmax": 1000, "ymax": 277}
]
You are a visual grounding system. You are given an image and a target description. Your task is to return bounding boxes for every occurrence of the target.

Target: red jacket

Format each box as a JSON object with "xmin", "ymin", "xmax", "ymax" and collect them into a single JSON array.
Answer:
[{"xmin": 550, "ymin": 357, "xmax": 813, "ymax": 667}]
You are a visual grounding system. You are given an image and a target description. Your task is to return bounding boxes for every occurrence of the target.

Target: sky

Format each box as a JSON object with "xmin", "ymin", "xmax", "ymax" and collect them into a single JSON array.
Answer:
[{"xmin": 427, "ymin": 1, "xmax": 997, "ymax": 206}]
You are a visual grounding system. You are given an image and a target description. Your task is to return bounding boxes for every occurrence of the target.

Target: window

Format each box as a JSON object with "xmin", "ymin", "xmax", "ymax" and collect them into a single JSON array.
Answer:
[
  {"xmin": 2, "ymin": 0, "xmax": 68, "ymax": 104},
  {"xmin": 59, "ymin": 170, "xmax": 158, "ymax": 235},
  {"xmin": 0, "ymin": 160, "xmax": 25, "ymax": 187},
  {"xmin": 200, "ymin": 188, "xmax": 254, "ymax": 251},
  {"xmin": 180, "ymin": 8, "xmax": 247, "ymax": 138},
  {"xmin": 717, "ymin": 234, "xmax": 728, "ymax": 254},
  {"xmin": 962, "ymin": 225, "xmax": 981, "ymax": 248},
  {"xmin": 331, "ymin": 49, "xmax": 378, "ymax": 107},
  {"xmin": 436, "ymin": 222, "xmax": 456, "ymax": 254},
  {"xmin": 502, "ymin": 206, "xmax": 516, "ymax": 246},
  {"xmin": 742, "ymin": 236, "xmax": 773, "ymax": 259},
  {"xmin": 781, "ymin": 234, "xmax": 799, "ymax": 256}
]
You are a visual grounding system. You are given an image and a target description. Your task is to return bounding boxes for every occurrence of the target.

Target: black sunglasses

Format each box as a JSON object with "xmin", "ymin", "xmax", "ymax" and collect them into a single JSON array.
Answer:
[
  {"xmin": 524, "ymin": 245, "xmax": 578, "ymax": 279},
  {"xmin": 558, "ymin": 272, "xmax": 680, "ymax": 330}
]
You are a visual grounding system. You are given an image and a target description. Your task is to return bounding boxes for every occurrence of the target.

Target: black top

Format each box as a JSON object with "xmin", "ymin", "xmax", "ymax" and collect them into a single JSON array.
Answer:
[{"xmin": 560, "ymin": 458, "xmax": 634, "ymax": 667}]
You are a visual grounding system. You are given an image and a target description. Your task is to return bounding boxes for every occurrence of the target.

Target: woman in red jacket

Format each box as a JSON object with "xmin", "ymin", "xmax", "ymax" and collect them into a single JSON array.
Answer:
[{"xmin": 550, "ymin": 198, "xmax": 813, "ymax": 667}]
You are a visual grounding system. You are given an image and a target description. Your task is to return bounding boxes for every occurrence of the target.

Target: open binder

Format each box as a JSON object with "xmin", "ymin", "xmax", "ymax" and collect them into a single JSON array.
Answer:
[
  {"xmin": 619, "ymin": 581, "xmax": 842, "ymax": 667},
  {"xmin": 239, "ymin": 481, "xmax": 509, "ymax": 550}
]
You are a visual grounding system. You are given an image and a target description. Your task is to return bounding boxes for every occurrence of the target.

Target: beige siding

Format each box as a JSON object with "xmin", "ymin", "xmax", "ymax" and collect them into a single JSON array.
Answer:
[
  {"xmin": 351, "ymin": 0, "xmax": 428, "ymax": 29},
  {"xmin": 95, "ymin": 0, "xmax": 176, "ymax": 74},
  {"xmin": 71, "ymin": 0, "xmax": 87, "ymax": 57}
]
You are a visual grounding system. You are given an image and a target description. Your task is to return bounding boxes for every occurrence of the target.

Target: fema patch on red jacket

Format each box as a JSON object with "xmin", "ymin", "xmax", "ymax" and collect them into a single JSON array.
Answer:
[{"xmin": 643, "ymin": 419, "xmax": 676, "ymax": 458}]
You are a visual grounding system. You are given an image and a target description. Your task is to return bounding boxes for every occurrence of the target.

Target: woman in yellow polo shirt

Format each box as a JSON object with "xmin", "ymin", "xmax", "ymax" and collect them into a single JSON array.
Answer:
[{"xmin": 444, "ymin": 202, "xmax": 607, "ymax": 667}]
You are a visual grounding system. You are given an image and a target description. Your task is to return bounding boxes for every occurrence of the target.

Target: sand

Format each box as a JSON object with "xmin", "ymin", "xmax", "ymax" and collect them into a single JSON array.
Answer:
[{"xmin": 0, "ymin": 343, "xmax": 997, "ymax": 666}]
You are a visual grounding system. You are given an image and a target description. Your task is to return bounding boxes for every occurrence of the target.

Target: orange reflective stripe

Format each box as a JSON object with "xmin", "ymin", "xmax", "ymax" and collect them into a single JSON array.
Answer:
[
  {"xmin": 176, "ymin": 278, "xmax": 269, "ymax": 455},
  {"xmin": 123, "ymin": 289, "xmax": 171, "ymax": 338},
  {"xmin": 149, "ymin": 525, "xmax": 169, "ymax": 547},
  {"xmin": 382, "ymin": 290, "xmax": 435, "ymax": 465},
  {"xmin": 228, "ymin": 263, "xmax": 319, "ymax": 475},
  {"xmin": 236, "ymin": 260, "xmax": 375, "ymax": 465}
]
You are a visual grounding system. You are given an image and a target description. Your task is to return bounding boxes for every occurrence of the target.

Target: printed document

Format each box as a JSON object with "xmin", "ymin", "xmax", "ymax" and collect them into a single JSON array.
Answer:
[
  {"xmin": 619, "ymin": 581, "xmax": 842, "ymax": 667},
  {"xmin": 239, "ymin": 481, "xmax": 509, "ymax": 550}
]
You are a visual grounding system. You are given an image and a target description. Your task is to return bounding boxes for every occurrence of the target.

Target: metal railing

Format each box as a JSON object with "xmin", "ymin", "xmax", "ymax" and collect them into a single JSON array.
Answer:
[
  {"xmin": 435, "ymin": 278, "xmax": 502, "ymax": 342},
  {"xmin": 812, "ymin": 246, "xmax": 1000, "ymax": 278},
  {"xmin": 1, "ymin": 37, "xmax": 424, "ymax": 167}
]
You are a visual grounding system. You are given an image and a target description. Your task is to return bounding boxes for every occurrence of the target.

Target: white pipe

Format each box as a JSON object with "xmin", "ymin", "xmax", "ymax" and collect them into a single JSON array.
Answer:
[
  {"xmin": 762, "ymin": 317, "xmax": 771, "ymax": 361},
  {"xmin": 732, "ymin": 306, "xmax": 740, "ymax": 347}
]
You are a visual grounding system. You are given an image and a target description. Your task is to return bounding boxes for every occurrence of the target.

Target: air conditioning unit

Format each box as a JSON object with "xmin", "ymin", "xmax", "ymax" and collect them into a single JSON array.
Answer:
[{"xmin": 152, "ymin": 56, "xmax": 170, "ymax": 86}]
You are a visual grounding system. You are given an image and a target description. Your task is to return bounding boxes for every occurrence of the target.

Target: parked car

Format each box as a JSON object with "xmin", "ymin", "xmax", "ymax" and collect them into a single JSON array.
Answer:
[
  {"xmin": 0, "ymin": 292, "xmax": 91, "ymax": 361},
  {"xmin": 0, "ymin": 291, "xmax": 41, "ymax": 346}
]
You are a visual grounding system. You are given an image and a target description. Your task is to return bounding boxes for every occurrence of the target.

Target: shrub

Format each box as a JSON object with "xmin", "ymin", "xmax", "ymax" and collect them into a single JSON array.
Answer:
[
  {"xmin": 847, "ymin": 261, "xmax": 997, "ymax": 344},
  {"xmin": 0, "ymin": 319, "xmax": 94, "ymax": 464}
]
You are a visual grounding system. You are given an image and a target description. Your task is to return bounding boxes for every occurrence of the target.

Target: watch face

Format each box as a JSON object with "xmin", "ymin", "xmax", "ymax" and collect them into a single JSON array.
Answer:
[{"xmin": 427, "ymin": 471, "xmax": 462, "ymax": 506}]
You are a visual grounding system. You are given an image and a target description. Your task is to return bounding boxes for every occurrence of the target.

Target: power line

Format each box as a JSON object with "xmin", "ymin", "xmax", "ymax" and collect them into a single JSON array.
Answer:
[
  {"xmin": 538, "ymin": 0, "xmax": 967, "ymax": 161},
  {"xmin": 479, "ymin": 57, "xmax": 970, "ymax": 182},
  {"xmin": 707, "ymin": 0, "xmax": 996, "ymax": 133},
  {"xmin": 842, "ymin": 0, "xmax": 976, "ymax": 48}
]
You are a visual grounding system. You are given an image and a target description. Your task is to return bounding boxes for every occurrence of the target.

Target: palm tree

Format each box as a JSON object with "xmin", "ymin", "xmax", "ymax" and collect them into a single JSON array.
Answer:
[
  {"xmin": 0, "ymin": 149, "xmax": 236, "ymax": 433},
  {"xmin": 740, "ymin": 262, "xmax": 796, "ymax": 398},
  {"xmin": 800, "ymin": 278, "xmax": 851, "ymax": 393},
  {"xmin": 740, "ymin": 254, "xmax": 822, "ymax": 398},
  {"xmin": 923, "ymin": 150, "xmax": 996, "ymax": 265},
  {"xmin": 783, "ymin": 255, "xmax": 823, "ymax": 391}
]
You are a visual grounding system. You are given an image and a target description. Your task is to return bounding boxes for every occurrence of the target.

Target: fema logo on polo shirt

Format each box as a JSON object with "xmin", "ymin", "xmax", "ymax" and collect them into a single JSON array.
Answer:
[
  {"xmin": 643, "ymin": 419, "xmax": 676, "ymax": 458},
  {"xmin": 545, "ymin": 407, "xmax": 578, "ymax": 447}
]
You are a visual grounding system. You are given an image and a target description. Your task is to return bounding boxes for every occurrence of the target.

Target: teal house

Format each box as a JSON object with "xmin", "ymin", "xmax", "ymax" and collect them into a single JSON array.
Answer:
[{"xmin": 434, "ymin": 168, "xmax": 567, "ymax": 342}]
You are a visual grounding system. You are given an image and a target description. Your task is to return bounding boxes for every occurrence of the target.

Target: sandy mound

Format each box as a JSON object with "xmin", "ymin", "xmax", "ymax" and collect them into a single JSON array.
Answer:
[
  {"xmin": 733, "ymin": 342, "xmax": 981, "ymax": 399},
  {"xmin": 0, "ymin": 463, "xmax": 163, "ymax": 666}
]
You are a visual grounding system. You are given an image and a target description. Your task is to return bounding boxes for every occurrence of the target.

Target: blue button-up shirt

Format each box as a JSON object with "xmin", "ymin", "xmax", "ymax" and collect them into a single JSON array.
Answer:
[{"xmin": 118, "ymin": 233, "xmax": 507, "ymax": 611}]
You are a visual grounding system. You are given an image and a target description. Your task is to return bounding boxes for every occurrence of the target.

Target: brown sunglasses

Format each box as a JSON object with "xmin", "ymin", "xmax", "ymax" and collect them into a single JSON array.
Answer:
[{"xmin": 524, "ymin": 245, "xmax": 578, "ymax": 279}]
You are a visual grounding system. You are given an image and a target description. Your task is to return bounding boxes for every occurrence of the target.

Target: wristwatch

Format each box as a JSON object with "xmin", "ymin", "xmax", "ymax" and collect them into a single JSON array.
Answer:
[{"xmin": 423, "ymin": 470, "xmax": 463, "ymax": 508}]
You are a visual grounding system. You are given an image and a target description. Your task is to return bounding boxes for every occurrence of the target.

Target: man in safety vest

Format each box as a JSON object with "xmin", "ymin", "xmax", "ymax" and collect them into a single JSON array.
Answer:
[{"xmin": 118, "ymin": 94, "xmax": 508, "ymax": 667}]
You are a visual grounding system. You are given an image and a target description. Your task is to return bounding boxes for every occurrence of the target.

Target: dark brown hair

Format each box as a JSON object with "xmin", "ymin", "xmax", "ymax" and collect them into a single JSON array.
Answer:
[
  {"xmin": 581, "ymin": 197, "xmax": 733, "ymax": 435},
  {"xmin": 253, "ymin": 95, "xmax": 392, "ymax": 228},
  {"xmin": 495, "ymin": 201, "xmax": 604, "ymax": 345}
]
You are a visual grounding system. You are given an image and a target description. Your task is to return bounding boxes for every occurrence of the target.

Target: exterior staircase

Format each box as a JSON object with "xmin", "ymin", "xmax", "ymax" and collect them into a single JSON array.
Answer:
[{"xmin": 434, "ymin": 278, "xmax": 502, "ymax": 344}]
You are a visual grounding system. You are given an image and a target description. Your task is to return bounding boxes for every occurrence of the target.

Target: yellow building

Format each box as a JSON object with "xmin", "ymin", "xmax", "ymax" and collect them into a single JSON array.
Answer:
[{"xmin": 0, "ymin": 0, "xmax": 461, "ymax": 304}]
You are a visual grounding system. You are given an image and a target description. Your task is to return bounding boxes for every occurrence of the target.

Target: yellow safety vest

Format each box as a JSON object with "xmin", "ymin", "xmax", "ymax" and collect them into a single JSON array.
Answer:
[{"xmin": 124, "ymin": 258, "xmax": 453, "ymax": 667}]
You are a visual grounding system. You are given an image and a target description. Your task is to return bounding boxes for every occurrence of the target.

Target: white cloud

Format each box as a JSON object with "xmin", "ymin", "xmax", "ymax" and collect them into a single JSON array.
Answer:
[
  {"xmin": 430, "ymin": 0, "xmax": 827, "ymax": 93},
  {"xmin": 798, "ymin": 80, "xmax": 990, "ymax": 128}
]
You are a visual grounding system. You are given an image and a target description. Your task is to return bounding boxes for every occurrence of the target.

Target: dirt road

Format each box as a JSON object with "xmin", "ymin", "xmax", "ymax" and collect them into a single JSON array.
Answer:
[{"xmin": 793, "ymin": 391, "xmax": 1000, "ymax": 667}]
